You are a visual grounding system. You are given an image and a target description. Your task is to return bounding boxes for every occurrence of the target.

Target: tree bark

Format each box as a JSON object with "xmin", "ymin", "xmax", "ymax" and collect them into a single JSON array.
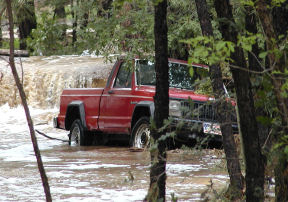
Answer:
[
  {"xmin": 71, "ymin": 0, "xmax": 77, "ymax": 45},
  {"xmin": 214, "ymin": 1, "xmax": 264, "ymax": 201},
  {"xmin": 195, "ymin": 0, "xmax": 244, "ymax": 199},
  {"xmin": 0, "ymin": 15, "xmax": 2, "ymax": 48},
  {"xmin": 272, "ymin": 1, "xmax": 288, "ymax": 37},
  {"xmin": 54, "ymin": 1, "xmax": 67, "ymax": 40},
  {"xmin": 245, "ymin": 7, "xmax": 262, "ymax": 73},
  {"xmin": 18, "ymin": 0, "xmax": 37, "ymax": 50},
  {"xmin": 5, "ymin": 1, "xmax": 52, "ymax": 201},
  {"xmin": 147, "ymin": 0, "xmax": 168, "ymax": 201},
  {"xmin": 245, "ymin": 6, "xmax": 270, "ymax": 150},
  {"xmin": 254, "ymin": 1, "xmax": 288, "ymax": 201}
]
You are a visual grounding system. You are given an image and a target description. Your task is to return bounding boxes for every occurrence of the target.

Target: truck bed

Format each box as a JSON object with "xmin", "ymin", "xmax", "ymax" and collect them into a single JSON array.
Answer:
[{"xmin": 58, "ymin": 88, "xmax": 104, "ymax": 130}]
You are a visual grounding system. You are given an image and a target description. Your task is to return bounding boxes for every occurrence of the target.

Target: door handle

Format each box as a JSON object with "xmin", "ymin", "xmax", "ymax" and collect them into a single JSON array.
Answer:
[{"xmin": 108, "ymin": 90, "xmax": 114, "ymax": 94}]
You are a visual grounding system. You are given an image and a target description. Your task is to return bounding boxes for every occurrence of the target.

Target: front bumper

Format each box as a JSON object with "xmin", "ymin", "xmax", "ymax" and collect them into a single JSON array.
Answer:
[{"xmin": 170, "ymin": 117, "xmax": 238, "ymax": 143}]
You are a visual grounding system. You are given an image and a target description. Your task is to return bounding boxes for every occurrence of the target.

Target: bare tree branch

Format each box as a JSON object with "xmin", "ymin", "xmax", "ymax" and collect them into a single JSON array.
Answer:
[{"xmin": 5, "ymin": 1, "xmax": 52, "ymax": 201}]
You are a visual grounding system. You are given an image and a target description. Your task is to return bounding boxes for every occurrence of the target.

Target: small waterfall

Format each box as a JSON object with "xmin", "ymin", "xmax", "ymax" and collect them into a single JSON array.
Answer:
[{"xmin": 0, "ymin": 55, "xmax": 114, "ymax": 108}]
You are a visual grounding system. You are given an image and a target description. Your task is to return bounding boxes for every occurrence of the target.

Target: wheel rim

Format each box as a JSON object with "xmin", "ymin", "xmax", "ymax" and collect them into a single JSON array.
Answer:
[
  {"xmin": 134, "ymin": 123, "xmax": 150, "ymax": 148},
  {"xmin": 70, "ymin": 125, "xmax": 80, "ymax": 146}
]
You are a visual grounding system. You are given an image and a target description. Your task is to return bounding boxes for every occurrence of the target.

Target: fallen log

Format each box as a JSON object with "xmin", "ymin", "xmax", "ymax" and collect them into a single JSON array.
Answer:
[{"xmin": 0, "ymin": 49, "xmax": 29, "ymax": 57}]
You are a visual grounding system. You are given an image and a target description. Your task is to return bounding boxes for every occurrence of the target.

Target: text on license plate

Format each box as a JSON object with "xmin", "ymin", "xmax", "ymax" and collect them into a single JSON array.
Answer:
[{"xmin": 203, "ymin": 122, "xmax": 222, "ymax": 135}]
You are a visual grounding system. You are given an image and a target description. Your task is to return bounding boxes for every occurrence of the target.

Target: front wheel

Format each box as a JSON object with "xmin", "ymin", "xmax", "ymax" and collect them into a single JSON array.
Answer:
[
  {"xmin": 69, "ymin": 119, "xmax": 90, "ymax": 146},
  {"xmin": 130, "ymin": 117, "xmax": 150, "ymax": 149}
]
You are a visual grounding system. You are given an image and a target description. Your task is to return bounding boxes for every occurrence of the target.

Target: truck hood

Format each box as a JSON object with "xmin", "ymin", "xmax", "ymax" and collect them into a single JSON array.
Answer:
[
  {"xmin": 168, "ymin": 87, "xmax": 212, "ymax": 102},
  {"xmin": 136, "ymin": 85, "xmax": 212, "ymax": 102}
]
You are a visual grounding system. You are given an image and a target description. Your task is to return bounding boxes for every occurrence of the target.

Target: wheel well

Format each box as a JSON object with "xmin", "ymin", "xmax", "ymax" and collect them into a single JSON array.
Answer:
[
  {"xmin": 131, "ymin": 107, "xmax": 151, "ymax": 130},
  {"xmin": 65, "ymin": 106, "xmax": 80, "ymax": 130}
]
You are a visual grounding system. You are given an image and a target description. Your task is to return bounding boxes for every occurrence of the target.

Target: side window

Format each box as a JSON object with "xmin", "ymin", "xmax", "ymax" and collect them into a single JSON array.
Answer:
[{"xmin": 114, "ymin": 62, "xmax": 132, "ymax": 88}]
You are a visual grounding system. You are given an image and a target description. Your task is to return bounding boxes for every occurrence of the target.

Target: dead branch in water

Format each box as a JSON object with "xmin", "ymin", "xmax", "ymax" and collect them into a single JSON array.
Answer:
[
  {"xmin": 5, "ymin": 1, "xmax": 52, "ymax": 202},
  {"xmin": 36, "ymin": 130, "xmax": 69, "ymax": 143}
]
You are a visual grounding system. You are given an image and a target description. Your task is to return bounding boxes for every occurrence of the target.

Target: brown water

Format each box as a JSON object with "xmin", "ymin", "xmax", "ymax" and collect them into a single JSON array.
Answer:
[
  {"xmin": 0, "ymin": 55, "xmax": 113, "ymax": 107},
  {"xmin": 0, "ymin": 55, "xmax": 229, "ymax": 201},
  {"xmin": 0, "ymin": 107, "xmax": 228, "ymax": 201}
]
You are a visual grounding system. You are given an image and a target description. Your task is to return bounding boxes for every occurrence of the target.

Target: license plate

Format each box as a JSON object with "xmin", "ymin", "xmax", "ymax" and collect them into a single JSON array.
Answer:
[{"xmin": 203, "ymin": 122, "xmax": 222, "ymax": 135}]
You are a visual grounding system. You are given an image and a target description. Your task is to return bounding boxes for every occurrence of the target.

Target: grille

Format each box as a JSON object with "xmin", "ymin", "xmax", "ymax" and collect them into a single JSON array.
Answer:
[
  {"xmin": 181, "ymin": 100, "xmax": 238, "ymax": 123},
  {"xmin": 181, "ymin": 101, "xmax": 216, "ymax": 122}
]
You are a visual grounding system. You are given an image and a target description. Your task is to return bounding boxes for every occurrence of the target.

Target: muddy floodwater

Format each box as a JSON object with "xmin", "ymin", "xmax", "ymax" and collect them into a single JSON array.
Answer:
[
  {"xmin": 0, "ymin": 55, "xmax": 229, "ymax": 201},
  {"xmin": 0, "ymin": 105, "xmax": 229, "ymax": 201}
]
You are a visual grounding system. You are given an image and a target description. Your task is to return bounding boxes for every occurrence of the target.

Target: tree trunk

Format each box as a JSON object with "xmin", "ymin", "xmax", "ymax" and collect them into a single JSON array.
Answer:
[
  {"xmin": 214, "ymin": 1, "xmax": 264, "ymax": 201},
  {"xmin": 18, "ymin": 0, "xmax": 37, "ymax": 50},
  {"xmin": 272, "ymin": 1, "xmax": 288, "ymax": 37},
  {"xmin": 71, "ymin": 0, "xmax": 77, "ymax": 45},
  {"xmin": 0, "ymin": 15, "xmax": 2, "ymax": 48},
  {"xmin": 5, "ymin": 1, "xmax": 52, "ymax": 201},
  {"xmin": 245, "ymin": 6, "xmax": 270, "ymax": 150},
  {"xmin": 194, "ymin": 0, "xmax": 244, "ymax": 199},
  {"xmin": 54, "ymin": 1, "xmax": 67, "ymax": 40},
  {"xmin": 254, "ymin": 1, "xmax": 288, "ymax": 201},
  {"xmin": 98, "ymin": 0, "xmax": 113, "ymax": 18},
  {"xmin": 147, "ymin": 0, "xmax": 168, "ymax": 201},
  {"xmin": 80, "ymin": 12, "xmax": 89, "ymax": 29}
]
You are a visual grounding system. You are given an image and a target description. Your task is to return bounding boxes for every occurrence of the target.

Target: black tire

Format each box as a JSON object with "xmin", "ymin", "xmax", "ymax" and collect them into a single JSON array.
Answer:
[
  {"xmin": 69, "ymin": 119, "xmax": 90, "ymax": 146},
  {"xmin": 130, "ymin": 117, "xmax": 150, "ymax": 149}
]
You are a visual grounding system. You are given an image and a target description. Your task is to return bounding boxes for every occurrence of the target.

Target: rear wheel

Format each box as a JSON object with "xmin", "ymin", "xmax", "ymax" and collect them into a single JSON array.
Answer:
[
  {"xmin": 130, "ymin": 117, "xmax": 150, "ymax": 149},
  {"xmin": 69, "ymin": 119, "xmax": 90, "ymax": 146}
]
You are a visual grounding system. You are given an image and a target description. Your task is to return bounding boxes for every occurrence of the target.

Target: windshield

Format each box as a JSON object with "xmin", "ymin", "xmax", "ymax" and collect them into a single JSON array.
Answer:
[{"xmin": 136, "ymin": 60, "xmax": 209, "ymax": 90}]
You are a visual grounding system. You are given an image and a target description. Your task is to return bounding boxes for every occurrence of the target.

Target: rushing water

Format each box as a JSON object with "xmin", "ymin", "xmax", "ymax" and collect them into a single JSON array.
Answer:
[
  {"xmin": 0, "ymin": 55, "xmax": 229, "ymax": 201},
  {"xmin": 0, "ymin": 55, "xmax": 113, "ymax": 107}
]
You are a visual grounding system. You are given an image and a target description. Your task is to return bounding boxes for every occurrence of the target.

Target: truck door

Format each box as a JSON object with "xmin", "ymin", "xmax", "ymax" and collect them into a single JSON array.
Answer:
[{"xmin": 99, "ymin": 61, "xmax": 134, "ymax": 133}]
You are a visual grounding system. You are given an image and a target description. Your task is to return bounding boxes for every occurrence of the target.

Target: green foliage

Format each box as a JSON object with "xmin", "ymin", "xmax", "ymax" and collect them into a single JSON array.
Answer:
[
  {"xmin": 167, "ymin": 0, "xmax": 200, "ymax": 59},
  {"xmin": 183, "ymin": 36, "xmax": 235, "ymax": 65},
  {"xmin": 22, "ymin": 0, "xmax": 204, "ymax": 59},
  {"xmin": 27, "ymin": 12, "xmax": 70, "ymax": 55},
  {"xmin": 274, "ymin": 135, "xmax": 288, "ymax": 159},
  {"xmin": 1, "ymin": 39, "xmax": 20, "ymax": 49},
  {"xmin": 75, "ymin": 0, "xmax": 154, "ymax": 59},
  {"xmin": 237, "ymin": 33, "xmax": 260, "ymax": 52},
  {"xmin": 194, "ymin": 77, "xmax": 213, "ymax": 95},
  {"xmin": 271, "ymin": 0, "xmax": 287, "ymax": 7}
]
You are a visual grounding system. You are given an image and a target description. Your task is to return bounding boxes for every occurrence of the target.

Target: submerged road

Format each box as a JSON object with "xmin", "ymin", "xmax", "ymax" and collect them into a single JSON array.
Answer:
[{"xmin": 0, "ymin": 105, "xmax": 229, "ymax": 201}]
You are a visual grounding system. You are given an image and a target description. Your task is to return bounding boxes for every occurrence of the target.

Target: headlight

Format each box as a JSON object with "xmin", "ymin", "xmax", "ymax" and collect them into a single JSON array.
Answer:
[{"xmin": 169, "ymin": 100, "xmax": 181, "ymax": 117}]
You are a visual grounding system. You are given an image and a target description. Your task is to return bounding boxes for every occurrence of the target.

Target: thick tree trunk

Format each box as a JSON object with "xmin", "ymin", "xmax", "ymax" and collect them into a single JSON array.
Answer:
[
  {"xmin": 147, "ymin": 0, "xmax": 168, "ymax": 201},
  {"xmin": 194, "ymin": 0, "xmax": 244, "ymax": 199},
  {"xmin": 54, "ymin": 1, "xmax": 67, "ymax": 40},
  {"xmin": 214, "ymin": 1, "xmax": 264, "ymax": 201},
  {"xmin": 272, "ymin": 1, "xmax": 288, "ymax": 37},
  {"xmin": 245, "ymin": 7, "xmax": 262, "ymax": 73},
  {"xmin": 245, "ymin": 6, "xmax": 270, "ymax": 149},
  {"xmin": 254, "ymin": 1, "xmax": 288, "ymax": 201},
  {"xmin": 5, "ymin": 1, "xmax": 52, "ymax": 201},
  {"xmin": 18, "ymin": 0, "xmax": 37, "ymax": 50}
]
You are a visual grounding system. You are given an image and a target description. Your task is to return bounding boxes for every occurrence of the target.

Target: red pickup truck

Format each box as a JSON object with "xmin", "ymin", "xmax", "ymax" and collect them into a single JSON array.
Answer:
[{"xmin": 54, "ymin": 58, "xmax": 236, "ymax": 148}]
